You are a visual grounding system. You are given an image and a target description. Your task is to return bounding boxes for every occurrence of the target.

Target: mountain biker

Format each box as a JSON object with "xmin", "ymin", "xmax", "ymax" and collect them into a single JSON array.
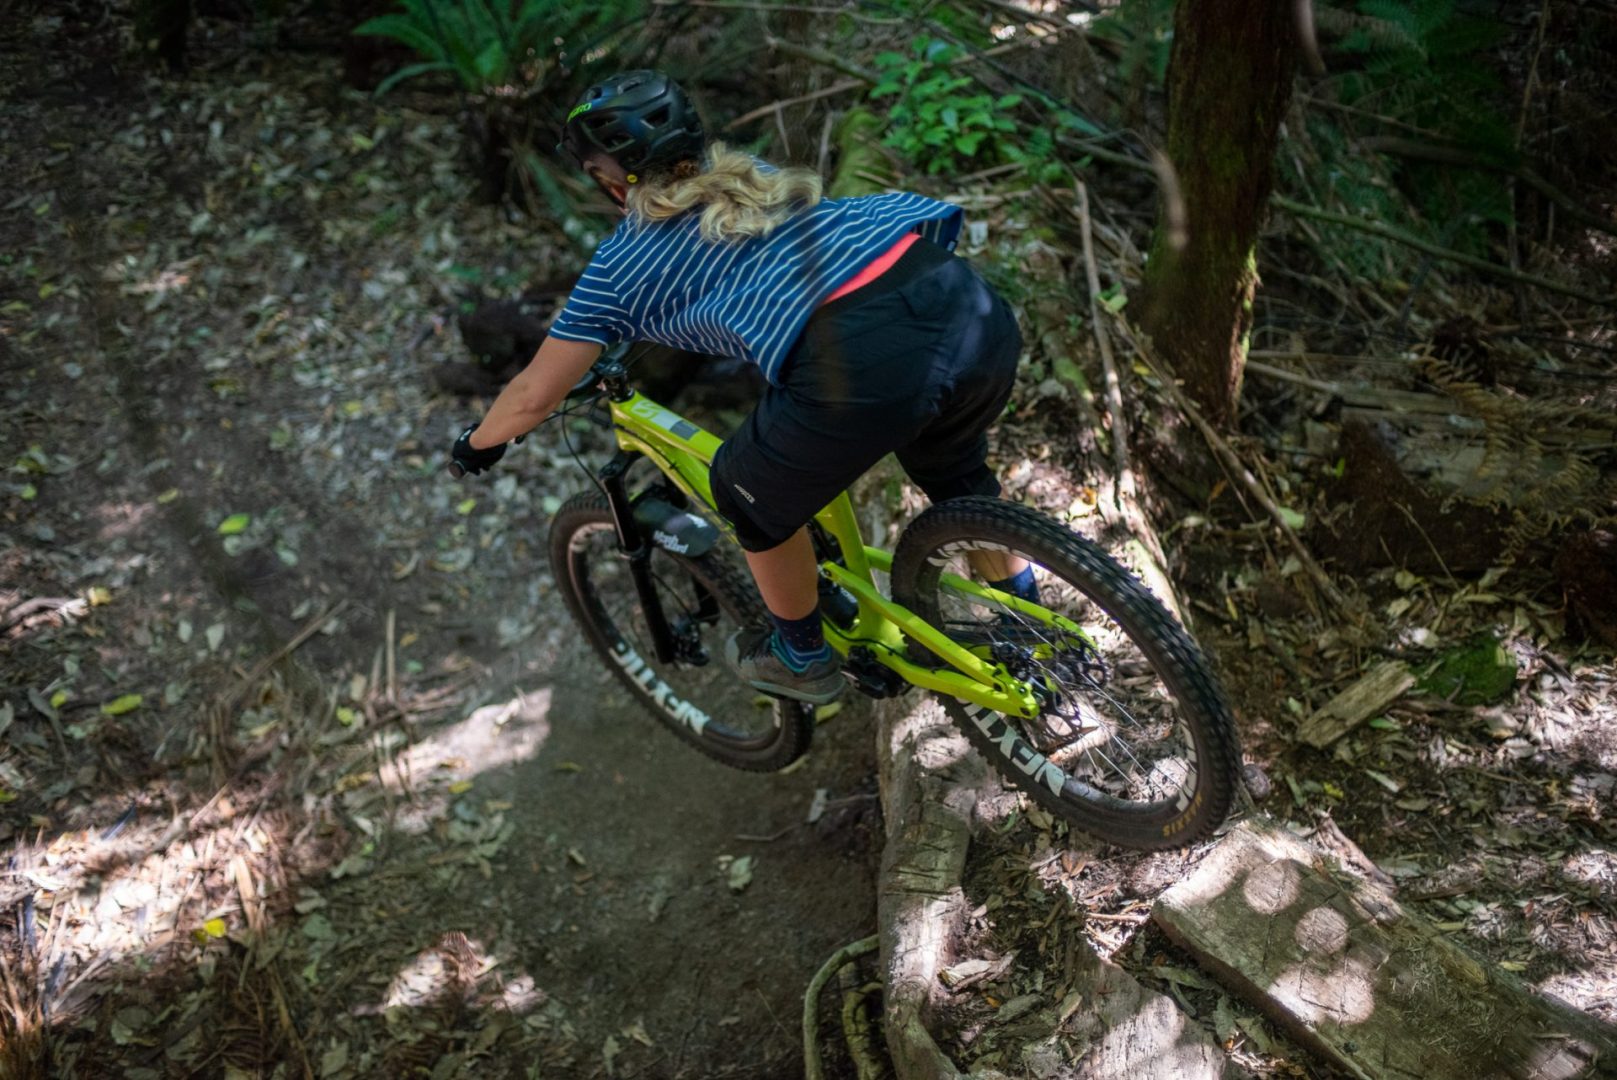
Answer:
[{"xmin": 451, "ymin": 69, "xmax": 1036, "ymax": 705}]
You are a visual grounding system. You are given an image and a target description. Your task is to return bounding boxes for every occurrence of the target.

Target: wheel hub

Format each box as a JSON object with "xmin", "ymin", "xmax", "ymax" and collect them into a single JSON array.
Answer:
[{"xmin": 669, "ymin": 616, "xmax": 710, "ymax": 667}]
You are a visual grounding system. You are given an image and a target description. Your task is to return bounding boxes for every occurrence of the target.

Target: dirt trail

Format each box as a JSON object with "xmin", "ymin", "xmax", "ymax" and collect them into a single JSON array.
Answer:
[{"xmin": 2, "ymin": 14, "xmax": 877, "ymax": 1077}]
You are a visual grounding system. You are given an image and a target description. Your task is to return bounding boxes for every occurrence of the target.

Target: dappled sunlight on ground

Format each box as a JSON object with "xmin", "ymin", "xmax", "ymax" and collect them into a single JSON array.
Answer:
[{"xmin": 381, "ymin": 689, "xmax": 553, "ymax": 834}]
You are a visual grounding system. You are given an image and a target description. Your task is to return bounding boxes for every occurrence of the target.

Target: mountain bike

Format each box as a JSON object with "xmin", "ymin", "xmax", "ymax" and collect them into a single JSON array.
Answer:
[{"xmin": 478, "ymin": 344, "xmax": 1241, "ymax": 851}]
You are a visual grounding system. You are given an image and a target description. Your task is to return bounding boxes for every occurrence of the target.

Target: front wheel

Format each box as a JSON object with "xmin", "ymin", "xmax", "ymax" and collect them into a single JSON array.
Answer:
[
  {"xmin": 548, "ymin": 492, "xmax": 815, "ymax": 772},
  {"xmin": 890, "ymin": 497, "xmax": 1240, "ymax": 850}
]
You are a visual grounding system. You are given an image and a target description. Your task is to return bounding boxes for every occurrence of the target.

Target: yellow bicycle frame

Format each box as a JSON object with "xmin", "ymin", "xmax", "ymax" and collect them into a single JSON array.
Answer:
[{"xmin": 607, "ymin": 390, "xmax": 1051, "ymax": 720}]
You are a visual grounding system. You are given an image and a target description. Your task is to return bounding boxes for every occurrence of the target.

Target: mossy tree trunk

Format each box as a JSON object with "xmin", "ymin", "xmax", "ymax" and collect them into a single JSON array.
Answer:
[{"xmin": 1140, "ymin": 0, "xmax": 1298, "ymax": 429}]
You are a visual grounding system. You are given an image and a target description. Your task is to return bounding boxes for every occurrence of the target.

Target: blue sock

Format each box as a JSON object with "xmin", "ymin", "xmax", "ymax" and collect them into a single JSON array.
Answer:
[
  {"xmin": 988, "ymin": 565, "xmax": 1040, "ymax": 604},
  {"xmin": 769, "ymin": 609, "xmax": 830, "ymax": 672}
]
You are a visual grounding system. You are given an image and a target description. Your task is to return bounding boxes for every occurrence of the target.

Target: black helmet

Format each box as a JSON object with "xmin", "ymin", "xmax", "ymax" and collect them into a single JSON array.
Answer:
[{"xmin": 559, "ymin": 70, "xmax": 706, "ymax": 182}]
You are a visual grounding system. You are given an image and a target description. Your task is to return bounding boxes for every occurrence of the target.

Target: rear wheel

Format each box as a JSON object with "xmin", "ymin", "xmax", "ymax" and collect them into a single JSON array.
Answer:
[
  {"xmin": 890, "ymin": 497, "xmax": 1240, "ymax": 850},
  {"xmin": 548, "ymin": 492, "xmax": 814, "ymax": 772}
]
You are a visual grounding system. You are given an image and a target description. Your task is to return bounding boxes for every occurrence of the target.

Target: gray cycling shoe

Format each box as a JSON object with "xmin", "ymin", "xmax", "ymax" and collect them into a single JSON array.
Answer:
[{"xmin": 724, "ymin": 629, "xmax": 845, "ymax": 705}]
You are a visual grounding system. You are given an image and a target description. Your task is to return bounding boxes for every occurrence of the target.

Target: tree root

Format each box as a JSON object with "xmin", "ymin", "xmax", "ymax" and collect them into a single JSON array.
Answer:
[
  {"xmin": 803, "ymin": 935, "xmax": 879, "ymax": 1080},
  {"xmin": 838, "ymin": 966, "xmax": 886, "ymax": 1080}
]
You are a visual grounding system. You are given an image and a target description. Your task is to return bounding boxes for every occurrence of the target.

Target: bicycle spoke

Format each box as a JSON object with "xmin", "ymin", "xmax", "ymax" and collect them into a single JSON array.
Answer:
[
  {"xmin": 930, "ymin": 549, "xmax": 1199, "ymax": 807},
  {"xmin": 891, "ymin": 496, "xmax": 1240, "ymax": 848}
]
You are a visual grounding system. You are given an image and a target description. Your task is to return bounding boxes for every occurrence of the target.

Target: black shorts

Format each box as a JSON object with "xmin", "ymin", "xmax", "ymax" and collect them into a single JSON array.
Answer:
[{"xmin": 711, "ymin": 238, "xmax": 1023, "ymax": 552}]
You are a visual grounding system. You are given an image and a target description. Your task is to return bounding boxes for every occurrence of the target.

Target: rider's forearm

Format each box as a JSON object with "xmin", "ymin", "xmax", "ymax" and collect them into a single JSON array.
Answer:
[{"xmin": 470, "ymin": 335, "xmax": 603, "ymax": 448}]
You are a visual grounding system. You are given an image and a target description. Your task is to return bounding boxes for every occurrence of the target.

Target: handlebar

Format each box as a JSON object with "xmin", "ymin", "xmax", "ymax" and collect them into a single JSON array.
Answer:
[{"xmin": 445, "ymin": 342, "xmax": 634, "ymax": 479}]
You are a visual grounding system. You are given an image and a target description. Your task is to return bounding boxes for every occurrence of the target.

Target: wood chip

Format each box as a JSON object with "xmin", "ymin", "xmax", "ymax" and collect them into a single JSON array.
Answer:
[{"xmin": 1296, "ymin": 661, "xmax": 1415, "ymax": 748}]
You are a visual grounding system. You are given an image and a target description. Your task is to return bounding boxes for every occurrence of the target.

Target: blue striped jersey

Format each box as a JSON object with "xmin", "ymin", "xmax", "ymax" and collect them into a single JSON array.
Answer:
[{"xmin": 548, "ymin": 191, "xmax": 963, "ymax": 385}]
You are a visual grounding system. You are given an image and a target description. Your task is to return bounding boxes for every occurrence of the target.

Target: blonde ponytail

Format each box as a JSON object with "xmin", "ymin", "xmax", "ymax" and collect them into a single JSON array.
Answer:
[{"xmin": 624, "ymin": 141, "xmax": 822, "ymax": 243}]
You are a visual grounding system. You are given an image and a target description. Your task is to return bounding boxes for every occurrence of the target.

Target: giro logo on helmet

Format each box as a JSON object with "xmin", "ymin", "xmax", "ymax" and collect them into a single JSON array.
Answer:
[{"xmin": 567, "ymin": 101, "xmax": 593, "ymax": 121}]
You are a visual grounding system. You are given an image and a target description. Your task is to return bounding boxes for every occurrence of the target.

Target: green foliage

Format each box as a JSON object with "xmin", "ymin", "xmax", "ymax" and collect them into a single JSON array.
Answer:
[
  {"xmin": 869, "ymin": 38, "xmax": 1095, "ymax": 182},
  {"xmin": 1331, "ymin": 0, "xmax": 1511, "ymax": 152},
  {"xmin": 1286, "ymin": 0, "xmax": 1516, "ymax": 276},
  {"xmin": 1417, "ymin": 634, "xmax": 1517, "ymax": 706},
  {"xmin": 354, "ymin": 0, "xmax": 648, "ymax": 234},
  {"xmin": 355, "ymin": 0, "xmax": 642, "ymax": 95},
  {"xmin": 1088, "ymin": 0, "xmax": 1175, "ymax": 89},
  {"xmin": 871, "ymin": 39, "xmax": 1022, "ymax": 176}
]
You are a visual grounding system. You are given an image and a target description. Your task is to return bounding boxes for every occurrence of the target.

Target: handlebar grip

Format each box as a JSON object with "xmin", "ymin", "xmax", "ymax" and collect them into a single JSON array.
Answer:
[{"xmin": 447, "ymin": 460, "xmax": 467, "ymax": 479}]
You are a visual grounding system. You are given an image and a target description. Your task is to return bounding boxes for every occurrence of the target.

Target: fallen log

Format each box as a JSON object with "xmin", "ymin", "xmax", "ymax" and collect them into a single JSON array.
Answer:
[
  {"xmin": 877, "ymin": 698, "xmax": 980, "ymax": 1080},
  {"xmin": 1033, "ymin": 943, "xmax": 1230, "ymax": 1079},
  {"xmin": 1313, "ymin": 419, "xmax": 1512, "ymax": 574},
  {"xmin": 1153, "ymin": 818, "xmax": 1617, "ymax": 1080},
  {"xmin": 875, "ymin": 696, "xmax": 1230, "ymax": 1079}
]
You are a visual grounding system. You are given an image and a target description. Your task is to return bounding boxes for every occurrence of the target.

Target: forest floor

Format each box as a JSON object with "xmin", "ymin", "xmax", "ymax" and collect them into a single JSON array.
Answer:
[
  {"xmin": 3, "ymin": 8, "xmax": 1616, "ymax": 1080},
  {"xmin": 0, "ymin": 17, "xmax": 885, "ymax": 1079}
]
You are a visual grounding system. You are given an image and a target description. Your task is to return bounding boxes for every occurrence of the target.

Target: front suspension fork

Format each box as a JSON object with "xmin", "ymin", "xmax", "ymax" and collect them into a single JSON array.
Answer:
[{"xmin": 600, "ymin": 450, "xmax": 680, "ymax": 664}]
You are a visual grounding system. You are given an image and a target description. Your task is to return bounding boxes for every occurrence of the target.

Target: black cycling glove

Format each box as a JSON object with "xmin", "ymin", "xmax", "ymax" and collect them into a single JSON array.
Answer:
[{"xmin": 451, "ymin": 425, "xmax": 507, "ymax": 476}]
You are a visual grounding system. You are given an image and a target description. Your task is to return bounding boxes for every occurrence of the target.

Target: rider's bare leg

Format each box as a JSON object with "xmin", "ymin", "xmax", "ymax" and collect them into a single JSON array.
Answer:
[{"xmin": 742, "ymin": 526, "xmax": 819, "ymax": 619}]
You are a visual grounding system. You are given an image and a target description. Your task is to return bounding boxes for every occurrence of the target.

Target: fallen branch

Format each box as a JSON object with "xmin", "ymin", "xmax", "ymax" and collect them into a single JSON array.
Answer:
[
  {"xmin": 1295, "ymin": 661, "xmax": 1414, "ymax": 748},
  {"xmin": 1271, "ymin": 195, "xmax": 1613, "ymax": 307},
  {"xmin": 1359, "ymin": 135, "xmax": 1617, "ymax": 240},
  {"xmin": 803, "ymin": 935, "xmax": 880, "ymax": 1080},
  {"xmin": 763, "ymin": 37, "xmax": 878, "ymax": 84},
  {"xmin": 1076, "ymin": 179, "xmax": 1134, "ymax": 505},
  {"xmin": 724, "ymin": 79, "xmax": 864, "ymax": 131},
  {"xmin": 0, "ymin": 596, "xmax": 87, "ymax": 633},
  {"xmin": 219, "ymin": 599, "xmax": 349, "ymax": 714}
]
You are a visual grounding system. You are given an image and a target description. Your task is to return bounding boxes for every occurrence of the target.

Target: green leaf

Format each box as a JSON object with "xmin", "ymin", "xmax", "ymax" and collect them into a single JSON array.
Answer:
[
  {"xmin": 472, "ymin": 39, "xmax": 505, "ymax": 82},
  {"xmin": 101, "ymin": 693, "xmax": 143, "ymax": 716},
  {"xmin": 217, "ymin": 513, "xmax": 251, "ymax": 535},
  {"xmin": 374, "ymin": 60, "xmax": 455, "ymax": 97},
  {"xmin": 996, "ymin": 92, "xmax": 1024, "ymax": 109},
  {"xmin": 354, "ymin": 14, "xmax": 444, "ymax": 59},
  {"xmin": 1276, "ymin": 506, "xmax": 1307, "ymax": 530},
  {"xmin": 1056, "ymin": 109, "xmax": 1104, "ymax": 137}
]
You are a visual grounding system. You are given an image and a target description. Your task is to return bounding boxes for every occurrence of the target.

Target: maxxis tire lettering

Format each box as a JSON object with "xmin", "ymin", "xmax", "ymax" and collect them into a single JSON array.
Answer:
[
  {"xmin": 548, "ymin": 492, "xmax": 813, "ymax": 773},
  {"xmin": 891, "ymin": 497, "xmax": 1241, "ymax": 851},
  {"xmin": 610, "ymin": 638, "xmax": 711, "ymax": 735}
]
